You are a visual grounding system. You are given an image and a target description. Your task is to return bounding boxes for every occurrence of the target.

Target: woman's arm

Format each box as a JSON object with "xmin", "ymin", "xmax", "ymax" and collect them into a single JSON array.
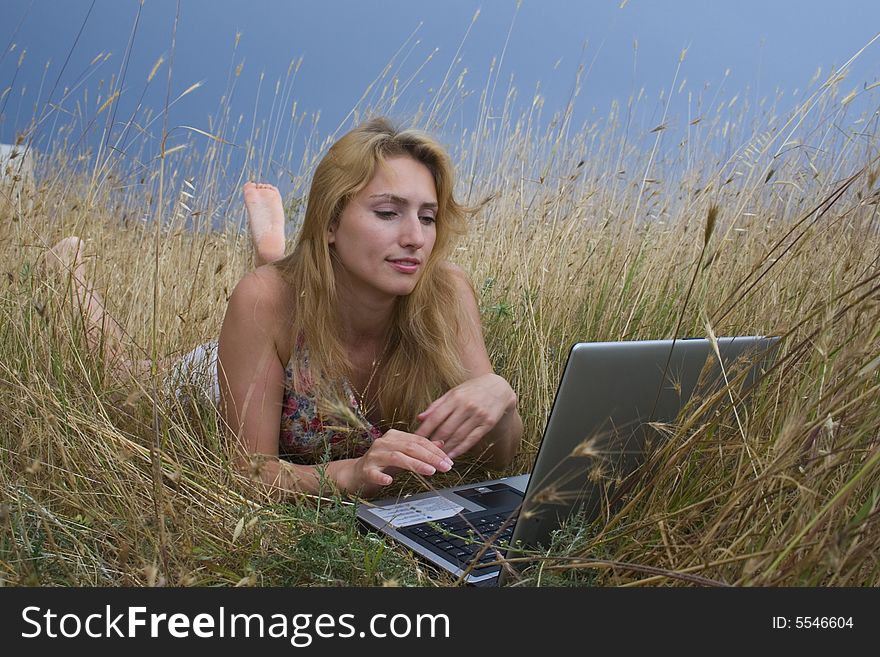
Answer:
[
  {"xmin": 218, "ymin": 267, "xmax": 454, "ymax": 499},
  {"xmin": 217, "ymin": 268, "xmax": 324, "ymax": 498},
  {"xmin": 414, "ymin": 264, "xmax": 523, "ymax": 469}
]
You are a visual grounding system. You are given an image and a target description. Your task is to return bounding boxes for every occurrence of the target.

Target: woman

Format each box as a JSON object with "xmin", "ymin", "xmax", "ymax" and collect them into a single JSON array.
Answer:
[
  {"xmin": 45, "ymin": 117, "xmax": 523, "ymax": 499},
  {"xmin": 223, "ymin": 117, "xmax": 522, "ymax": 498}
]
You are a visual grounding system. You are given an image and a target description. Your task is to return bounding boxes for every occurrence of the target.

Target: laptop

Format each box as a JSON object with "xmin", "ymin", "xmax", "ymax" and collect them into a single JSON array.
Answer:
[{"xmin": 356, "ymin": 336, "xmax": 780, "ymax": 585}]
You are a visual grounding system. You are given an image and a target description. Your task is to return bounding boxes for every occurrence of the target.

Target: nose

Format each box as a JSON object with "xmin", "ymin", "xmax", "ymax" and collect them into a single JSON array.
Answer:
[{"xmin": 398, "ymin": 212, "xmax": 426, "ymax": 250}]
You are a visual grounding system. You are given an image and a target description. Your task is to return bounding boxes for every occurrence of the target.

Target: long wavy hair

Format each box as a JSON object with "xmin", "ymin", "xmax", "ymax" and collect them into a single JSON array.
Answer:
[{"xmin": 273, "ymin": 117, "xmax": 476, "ymax": 431}]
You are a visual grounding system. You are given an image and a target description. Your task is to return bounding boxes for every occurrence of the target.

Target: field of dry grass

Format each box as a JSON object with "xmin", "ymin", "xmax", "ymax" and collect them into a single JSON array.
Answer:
[{"xmin": 2, "ymin": 24, "xmax": 879, "ymax": 586}]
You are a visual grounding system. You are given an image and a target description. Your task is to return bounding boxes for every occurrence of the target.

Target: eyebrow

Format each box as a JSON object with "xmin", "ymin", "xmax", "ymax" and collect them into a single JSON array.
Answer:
[{"xmin": 369, "ymin": 193, "xmax": 438, "ymax": 209}]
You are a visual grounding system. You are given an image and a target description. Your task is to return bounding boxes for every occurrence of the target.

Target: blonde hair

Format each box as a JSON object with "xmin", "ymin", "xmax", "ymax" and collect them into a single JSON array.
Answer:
[{"xmin": 273, "ymin": 117, "xmax": 476, "ymax": 431}]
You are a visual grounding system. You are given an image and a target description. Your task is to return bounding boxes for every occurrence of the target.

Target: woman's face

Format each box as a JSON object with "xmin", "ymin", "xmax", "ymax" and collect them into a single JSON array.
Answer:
[{"xmin": 329, "ymin": 155, "xmax": 438, "ymax": 300}]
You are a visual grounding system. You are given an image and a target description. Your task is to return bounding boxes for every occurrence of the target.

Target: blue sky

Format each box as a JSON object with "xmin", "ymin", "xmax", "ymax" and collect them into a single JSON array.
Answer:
[{"xmin": 2, "ymin": 0, "xmax": 879, "ymax": 189}]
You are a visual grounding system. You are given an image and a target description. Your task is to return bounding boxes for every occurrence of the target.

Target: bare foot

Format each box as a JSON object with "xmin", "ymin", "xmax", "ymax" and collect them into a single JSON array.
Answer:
[
  {"xmin": 243, "ymin": 182, "xmax": 286, "ymax": 266},
  {"xmin": 44, "ymin": 236, "xmax": 87, "ymax": 282}
]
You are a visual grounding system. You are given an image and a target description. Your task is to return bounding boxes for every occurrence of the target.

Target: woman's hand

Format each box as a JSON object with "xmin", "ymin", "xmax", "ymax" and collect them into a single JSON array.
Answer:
[
  {"xmin": 414, "ymin": 373, "xmax": 517, "ymax": 460},
  {"xmin": 328, "ymin": 429, "xmax": 454, "ymax": 497}
]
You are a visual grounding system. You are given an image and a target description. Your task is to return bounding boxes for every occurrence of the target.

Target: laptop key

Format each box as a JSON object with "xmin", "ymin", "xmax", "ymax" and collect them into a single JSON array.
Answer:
[{"xmin": 396, "ymin": 509, "xmax": 518, "ymax": 573}]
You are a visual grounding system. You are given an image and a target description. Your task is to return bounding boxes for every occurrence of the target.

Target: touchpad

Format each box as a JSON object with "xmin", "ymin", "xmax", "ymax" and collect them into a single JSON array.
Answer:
[{"xmin": 456, "ymin": 483, "xmax": 523, "ymax": 510}]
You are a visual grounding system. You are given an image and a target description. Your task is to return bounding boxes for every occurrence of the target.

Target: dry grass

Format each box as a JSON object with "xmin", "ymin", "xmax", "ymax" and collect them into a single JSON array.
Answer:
[{"xmin": 1, "ymin": 19, "xmax": 879, "ymax": 586}]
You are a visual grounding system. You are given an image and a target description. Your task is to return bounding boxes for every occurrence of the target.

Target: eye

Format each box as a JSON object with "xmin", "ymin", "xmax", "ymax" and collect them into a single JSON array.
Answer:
[
  {"xmin": 419, "ymin": 215, "xmax": 436, "ymax": 225},
  {"xmin": 374, "ymin": 210, "xmax": 397, "ymax": 219}
]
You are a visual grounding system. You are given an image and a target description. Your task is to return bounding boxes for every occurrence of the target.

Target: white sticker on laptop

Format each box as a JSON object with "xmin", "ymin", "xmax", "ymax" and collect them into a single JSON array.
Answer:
[{"xmin": 370, "ymin": 496, "xmax": 464, "ymax": 528}]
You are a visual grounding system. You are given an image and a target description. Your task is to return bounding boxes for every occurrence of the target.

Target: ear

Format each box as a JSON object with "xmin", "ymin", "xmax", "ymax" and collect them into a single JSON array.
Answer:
[{"xmin": 327, "ymin": 222, "xmax": 336, "ymax": 244}]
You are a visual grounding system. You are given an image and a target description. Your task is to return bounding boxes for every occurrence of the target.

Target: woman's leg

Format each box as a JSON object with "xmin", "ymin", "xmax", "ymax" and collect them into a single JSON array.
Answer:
[
  {"xmin": 42, "ymin": 236, "xmax": 149, "ymax": 382},
  {"xmin": 41, "ymin": 184, "xmax": 286, "ymax": 383}
]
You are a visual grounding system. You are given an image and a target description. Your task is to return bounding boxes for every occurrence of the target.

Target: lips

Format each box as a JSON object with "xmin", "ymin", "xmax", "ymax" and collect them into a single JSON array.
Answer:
[{"xmin": 387, "ymin": 257, "xmax": 421, "ymax": 274}]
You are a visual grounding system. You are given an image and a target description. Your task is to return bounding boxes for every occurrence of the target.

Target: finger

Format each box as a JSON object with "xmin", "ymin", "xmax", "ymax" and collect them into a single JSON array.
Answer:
[
  {"xmin": 426, "ymin": 405, "xmax": 472, "ymax": 448},
  {"xmin": 447, "ymin": 423, "xmax": 492, "ymax": 460},
  {"xmin": 414, "ymin": 401, "xmax": 455, "ymax": 439},
  {"xmin": 413, "ymin": 406, "xmax": 453, "ymax": 440},
  {"xmin": 364, "ymin": 466, "xmax": 393, "ymax": 486},
  {"xmin": 445, "ymin": 412, "xmax": 484, "ymax": 450},
  {"xmin": 414, "ymin": 407, "xmax": 440, "ymax": 436},
  {"xmin": 417, "ymin": 392, "xmax": 448, "ymax": 420},
  {"xmin": 397, "ymin": 440, "xmax": 454, "ymax": 472},
  {"xmin": 379, "ymin": 431, "xmax": 455, "ymax": 471},
  {"xmin": 383, "ymin": 451, "xmax": 443, "ymax": 476},
  {"xmin": 378, "ymin": 430, "xmax": 449, "ymax": 462}
]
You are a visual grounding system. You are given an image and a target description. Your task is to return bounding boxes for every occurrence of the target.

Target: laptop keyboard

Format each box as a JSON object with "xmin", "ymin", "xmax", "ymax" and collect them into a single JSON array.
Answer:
[{"xmin": 398, "ymin": 510, "xmax": 517, "ymax": 575}]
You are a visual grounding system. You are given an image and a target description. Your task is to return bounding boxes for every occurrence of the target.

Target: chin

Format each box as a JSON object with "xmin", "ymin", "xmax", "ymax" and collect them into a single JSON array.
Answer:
[
  {"xmin": 379, "ymin": 269, "xmax": 420, "ymax": 293},
  {"xmin": 384, "ymin": 278, "xmax": 420, "ymax": 297},
  {"xmin": 388, "ymin": 283, "xmax": 418, "ymax": 297}
]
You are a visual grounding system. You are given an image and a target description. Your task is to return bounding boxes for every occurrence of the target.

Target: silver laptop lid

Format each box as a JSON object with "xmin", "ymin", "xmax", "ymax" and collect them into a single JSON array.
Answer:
[{"xmin": 509, "ymin": 336, "xmax": 779, "ymax": 555}]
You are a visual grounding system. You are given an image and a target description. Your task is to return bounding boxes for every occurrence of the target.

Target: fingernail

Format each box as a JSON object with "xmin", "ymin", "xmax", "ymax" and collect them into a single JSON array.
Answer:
[
  {"xmin": 423, "ymin": 465, "xmax": 436, "ymax": 475},
  {"xmin": 442, "ymin": 458, "xmax": 454, "ymax": 470}
]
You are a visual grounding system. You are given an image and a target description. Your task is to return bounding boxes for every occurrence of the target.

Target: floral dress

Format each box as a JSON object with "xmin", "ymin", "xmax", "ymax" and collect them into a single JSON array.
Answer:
[
  {"xmin": 169, "ymin": 339, "xmax": 382, "ymax": 463},
  {"xmin": 278, "ymin": 350, "xmax": 383, "ymax": 463}
]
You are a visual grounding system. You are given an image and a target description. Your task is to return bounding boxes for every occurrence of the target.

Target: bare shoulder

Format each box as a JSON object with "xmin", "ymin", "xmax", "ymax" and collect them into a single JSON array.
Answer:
[
  {"xmin": 438, "ymin": 262, "xmax": 492, "ymax": 371},
  {"xmin": 230, "ymin": 265, "xmax": 291, "ymax": 309},
  {"xmin": 439, "ymin": 261, "xmax": 476, "ymax": 294},
  {"xmin": 439, "ymin": 261, "xmax": 479, "ymax": 312},
  {"xmin": 224, "ymin": 265, "xmax": 294, "ymax": 344}
]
